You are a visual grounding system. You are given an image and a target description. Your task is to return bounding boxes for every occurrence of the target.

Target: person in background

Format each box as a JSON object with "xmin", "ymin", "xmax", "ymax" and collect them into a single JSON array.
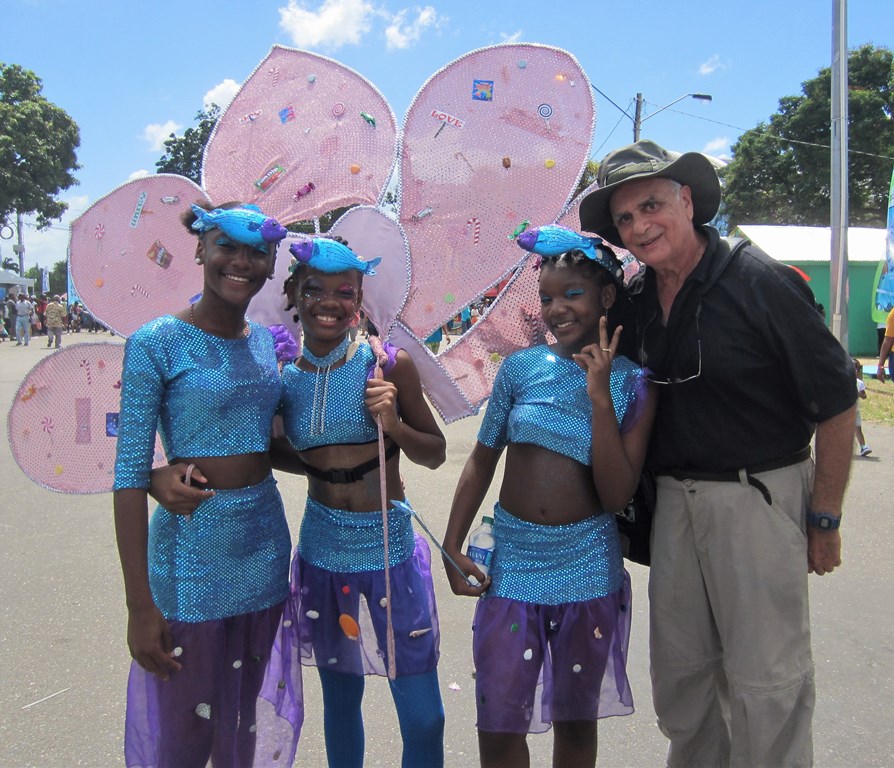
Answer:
[
  {"xmin": 460, "ymin": 305, "xmax": 472, "ymax": 333},
  {"xmin": 5, "ymin": 292, "xmax": 16, "ymax": 336},
  {"xmin": 424, "ymin": 324, "xmax": 450, "ymax": 354},
  {"xmin": 579, "ymin": 139, "xmax": 856, "ymax": 768},
  {"xmin": 70, "ymin": 301, "xmax": 82, "ymax": 332},
  {"xmin": 14, "ymin": 293, "xmax": 33, "ymax": 346},
  {"xmin": 44, "ymin": 294, "xmax": 67, "ymax": 349},
  {"xmin": 852, "ymin": 359, "xmax": 871, "ymax": 457},
  {"xmin": 876, "ymin": 306, "xmax": 894, "ymax": 383}
]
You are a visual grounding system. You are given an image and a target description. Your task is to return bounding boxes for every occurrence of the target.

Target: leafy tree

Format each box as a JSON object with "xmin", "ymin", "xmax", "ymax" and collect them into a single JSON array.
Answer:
[
  {"xmin": 155, "ymin": 105, "xmax": 221, "ymax": 184},
  {"xmin": 0, "ymin": 63, "xmax": 81, "ymax": 229},
  {"xmin": 574, "ymin": 159, "xmax": 599, "ymax": 198},
  {"xmin": 2, "ymin": 256, "xmax": 19, "ymax": 273},
  {"xmin": 48, "ymin": 259, "xmax": 67, "ymax": 294},
  {"xmin": 722, "ymin": 44, "xmax": 894, "ymax": 228}
]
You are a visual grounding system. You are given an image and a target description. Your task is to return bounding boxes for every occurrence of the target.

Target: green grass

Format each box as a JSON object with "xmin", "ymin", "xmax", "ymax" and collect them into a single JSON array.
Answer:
[{"xmin": 857, "ymin": 360, "xmax": 894, "ymax": 425}]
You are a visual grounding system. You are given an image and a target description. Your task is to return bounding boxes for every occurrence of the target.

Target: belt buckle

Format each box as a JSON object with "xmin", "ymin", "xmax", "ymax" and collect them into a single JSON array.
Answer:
[{"xmin": 328, "ymin": 467, "xmax": 358, "ymax": 484}]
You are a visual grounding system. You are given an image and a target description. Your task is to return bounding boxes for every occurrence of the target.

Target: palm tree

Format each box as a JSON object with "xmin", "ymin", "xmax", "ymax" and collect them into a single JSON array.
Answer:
[{"xmin": 2, "ymin": 257, "xmax": 19, "ymax": 274}]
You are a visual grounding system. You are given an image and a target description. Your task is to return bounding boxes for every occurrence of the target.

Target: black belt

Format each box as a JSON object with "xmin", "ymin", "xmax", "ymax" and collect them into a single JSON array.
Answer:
[
  {"xmin": 302, "ymin": 442, "xmax": 399, "ymax": 484},
  {"xmin": 658, "ymin": 447, "xmax": 811, "ymax": 505}
]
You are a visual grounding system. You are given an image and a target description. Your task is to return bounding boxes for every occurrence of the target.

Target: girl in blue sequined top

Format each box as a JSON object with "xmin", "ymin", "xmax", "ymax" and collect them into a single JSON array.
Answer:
[
  {"xmin": 441, "ymin": 241, "xmax": 656, "ymax": 767},
  {"xmin": 279, "ymin": 237, "xmax": 448, "ymax": 768},
  {"xmin": 113, "ymin": 203, "xmax": 302, "ymax": 768}
]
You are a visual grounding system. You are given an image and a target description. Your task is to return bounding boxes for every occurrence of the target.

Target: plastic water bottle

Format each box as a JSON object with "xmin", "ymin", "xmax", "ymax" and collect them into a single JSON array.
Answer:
[{"xmin": 466, "ymin": 515, "xmax": 495, "ymax": 578}]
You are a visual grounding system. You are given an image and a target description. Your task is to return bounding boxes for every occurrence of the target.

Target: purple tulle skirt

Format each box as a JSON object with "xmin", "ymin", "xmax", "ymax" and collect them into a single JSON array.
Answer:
[
  {"xmin": 473, "ymin": 574, "xmax": 633, "ymax": 733},
  {"xmin": 290, "ymin": 499, "xmax": 440, "ymax": 678},
  {"xmin": 124, "ymin": 603, "xmax": 302, "ymax": 768}
]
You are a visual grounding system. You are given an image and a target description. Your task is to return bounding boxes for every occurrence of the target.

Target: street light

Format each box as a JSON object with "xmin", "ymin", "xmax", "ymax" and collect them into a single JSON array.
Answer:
[{"xmin": 633, "ymin": 92, "xmax": 713, "ymax": 141}]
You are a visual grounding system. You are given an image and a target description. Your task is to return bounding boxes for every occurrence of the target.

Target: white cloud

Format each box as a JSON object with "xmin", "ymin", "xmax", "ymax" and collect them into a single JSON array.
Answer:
[
  {"xmin": 702, "ymin": 138, "xmax": 730, "ymax": 166},
  {"xmin": 127, "ymin": 169, "xmax": 151, "ymax": 181},
  {"xmin": 699, "ymin": 54, "xmax": 725, "ymax": 76},
  {"xmin": 384, "ymin": 6, "xmax": 442, "ymax": 50},
  {"xmin": 499, "ymin": 30, "xmax": 523, "ymax": 44},
  {"xmin": 703, "ymin": 137, "xmax": 730, "ymax": 154},
  {"xmin": 204, "ymin": 79, "xmax": 240, "ymax": 111},
  {"xmin": 279, "ymin": 0, "xmax": 375, "ymax": 50},
  {"xmin": 142, "ymin": 121, "xmax": 183, "ymax": 152}
]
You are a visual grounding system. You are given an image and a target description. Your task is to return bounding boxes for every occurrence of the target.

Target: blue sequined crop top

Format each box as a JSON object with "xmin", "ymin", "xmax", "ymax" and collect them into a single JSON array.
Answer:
[
  {"xmin": 478, "ymin": 345, "xmax": 646, "ymax": 466},
  {"xmin": 114, "ymin": 315, "xmax": 282, "ymax": 490},
  {"xmin": 280, "ymin": 342, "xmax": 379, "ymax": 451}
]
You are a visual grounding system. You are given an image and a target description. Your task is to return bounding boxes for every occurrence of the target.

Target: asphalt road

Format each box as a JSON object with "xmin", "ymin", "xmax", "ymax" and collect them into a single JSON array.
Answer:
[{"xmin": 1, "ymin": 334, "xmax": 892, "ymax": 767}]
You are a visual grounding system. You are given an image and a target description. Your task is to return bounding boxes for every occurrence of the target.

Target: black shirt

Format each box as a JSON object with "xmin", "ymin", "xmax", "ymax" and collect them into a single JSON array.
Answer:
[{"xmin": 632, "ymin": 227, "xmax": 856, "ymax": 473}]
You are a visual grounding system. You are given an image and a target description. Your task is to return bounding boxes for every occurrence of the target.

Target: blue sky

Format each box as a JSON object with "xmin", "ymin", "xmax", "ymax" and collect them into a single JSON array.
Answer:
[{"xmin": 3, "ymin": 0, "xmax": 892, "ymax": 270}]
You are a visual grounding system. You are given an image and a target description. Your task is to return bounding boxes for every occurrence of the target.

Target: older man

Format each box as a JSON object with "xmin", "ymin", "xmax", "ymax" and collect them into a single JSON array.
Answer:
[{"xmin": 580, "ymin": 140, "xmax": 856, "ymax": 767}]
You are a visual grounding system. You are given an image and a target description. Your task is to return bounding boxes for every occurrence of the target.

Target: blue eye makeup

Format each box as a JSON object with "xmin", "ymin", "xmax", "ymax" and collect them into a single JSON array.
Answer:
[{"xmin": 564, "ymin": 288, "xmax": 585, "ymax": 299}]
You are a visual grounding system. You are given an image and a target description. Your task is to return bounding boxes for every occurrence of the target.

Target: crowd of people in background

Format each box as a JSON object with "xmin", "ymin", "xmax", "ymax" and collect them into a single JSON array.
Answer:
[{"xmin": 1, "ymin": 290, "xmax": 111, "ymax": 345}]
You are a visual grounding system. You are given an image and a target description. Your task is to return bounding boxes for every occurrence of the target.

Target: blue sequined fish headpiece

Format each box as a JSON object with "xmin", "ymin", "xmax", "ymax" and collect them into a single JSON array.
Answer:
[
  {"xmin": 190, "ymin": 204, "xmax": 288, "ymax": 249},
  {"xmin": 516, "ymin": 224, "xmax": 625, "ymax": 285},
  {"xmin": 288, "ymin": 237, "xmax": 381, "ymax": 276}
]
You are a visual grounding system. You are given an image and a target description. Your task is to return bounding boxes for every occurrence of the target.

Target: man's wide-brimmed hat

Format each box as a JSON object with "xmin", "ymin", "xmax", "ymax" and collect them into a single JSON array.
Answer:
[{"xmin": 579, "ymin": 139, "xmax": 721, "ymax": 246}]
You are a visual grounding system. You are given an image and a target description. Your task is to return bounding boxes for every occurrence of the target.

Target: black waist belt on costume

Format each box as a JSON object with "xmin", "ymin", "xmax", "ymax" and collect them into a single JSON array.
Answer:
[
  {"xmin": 302, "ymin": 441, "xmax": 399, "ymax": 484},
  {"xmin": 658, "ymin": 446, "xmax": 811, "ymax": 505}
]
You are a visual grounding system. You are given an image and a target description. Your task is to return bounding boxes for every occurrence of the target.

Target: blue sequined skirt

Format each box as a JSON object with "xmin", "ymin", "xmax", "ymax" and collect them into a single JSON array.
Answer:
[
  {"xmin": 291, "ymin": 498, "xmax": 440, "ymax": 678},
  {"xmin": 488, "ymin": 503, "xmax": 625, "ymax": 604},
  {"xmin": 148, "ymin": 474, "xmax": 291, "ymax": 622},
  {"xmin": 474, "ymin": 504, "xmax": 633, "ymax": 733}
]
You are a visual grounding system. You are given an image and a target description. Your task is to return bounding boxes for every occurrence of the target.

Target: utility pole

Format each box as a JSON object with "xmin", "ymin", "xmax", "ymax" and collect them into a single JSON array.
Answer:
[
  {"xmin": 829, "ymin": 0, "xmax": 849, "ymax": 348},
  {"xmin": 13, "ymin": 212, "xmax": 25, "ymax": 277},
  {"xmin": 632, "ymin": 93, "xmax": 712, "ymax": 142},
  {"xmin": 633, "ymin": 93, "xmax": 644, "ymax": 141}
]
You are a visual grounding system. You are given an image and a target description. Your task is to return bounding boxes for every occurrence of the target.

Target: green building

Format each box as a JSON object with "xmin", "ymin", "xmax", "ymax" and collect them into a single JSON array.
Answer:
[{"xmin": 732, "ymin": 225, "xmax": 885, "ymax": 356}]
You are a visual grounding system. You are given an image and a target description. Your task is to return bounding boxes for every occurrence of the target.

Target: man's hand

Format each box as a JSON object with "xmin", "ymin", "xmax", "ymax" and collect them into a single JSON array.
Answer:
[{"xmin": 808, "ymin": 528, "xmax": 841, "ymax": 575}]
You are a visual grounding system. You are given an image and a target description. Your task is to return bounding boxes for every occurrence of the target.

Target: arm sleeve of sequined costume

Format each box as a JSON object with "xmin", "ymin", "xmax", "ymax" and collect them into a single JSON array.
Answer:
[
  {"xmin": 618, "ymin": 366, "xmax": 650, "ymax": 435},
  {"xmin": 114, "ymin": 333, "xmax": 166, "ymax": 490},
  {"xmin": 477, "ymin": 358, "xmax": 513, "ymax": 450}
]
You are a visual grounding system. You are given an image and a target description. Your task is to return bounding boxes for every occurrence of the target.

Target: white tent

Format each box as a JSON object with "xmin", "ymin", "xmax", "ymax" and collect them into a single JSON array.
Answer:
[{"xmin": 733, "ymin": 225, "xmax": 885, "ymax": 263}]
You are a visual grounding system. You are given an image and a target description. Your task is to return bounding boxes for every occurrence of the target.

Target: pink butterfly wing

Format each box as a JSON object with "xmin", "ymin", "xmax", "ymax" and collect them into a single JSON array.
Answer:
[
  {"xmin": 329, "ymin": 206, "xmax": 410, "ymax": 336},
  {"xmin": 203, "ymin": 45, "xmax": 398, "ymax": 224},
  {"xmin": 68, "ymin": 176, "xmax": 209, "ymax": 337},
  {"xmin": 7, "ymin": 344, "xmax": 164, "ymax": 494},
  {"xmin": 398, "ymin": 44, "xmax": 595, "ymax": 341}
]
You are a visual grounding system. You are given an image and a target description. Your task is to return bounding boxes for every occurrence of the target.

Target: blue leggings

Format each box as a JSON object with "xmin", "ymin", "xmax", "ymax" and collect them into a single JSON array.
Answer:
[{"xmin": 318, "ymin": 667, "xmax": 444, "ymax": 768}]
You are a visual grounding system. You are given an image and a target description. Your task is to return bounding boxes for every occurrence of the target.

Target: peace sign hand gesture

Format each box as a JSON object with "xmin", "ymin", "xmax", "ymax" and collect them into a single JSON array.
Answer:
[{"xmin": 572, "ymin": 316, "xmax": 622, "ymax": 408}]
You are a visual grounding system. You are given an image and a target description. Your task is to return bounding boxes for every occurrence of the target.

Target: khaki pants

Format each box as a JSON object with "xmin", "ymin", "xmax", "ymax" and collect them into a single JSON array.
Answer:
[{"xmin": 650, "ymin": 461, "xmax": 815, "ymax": 768}]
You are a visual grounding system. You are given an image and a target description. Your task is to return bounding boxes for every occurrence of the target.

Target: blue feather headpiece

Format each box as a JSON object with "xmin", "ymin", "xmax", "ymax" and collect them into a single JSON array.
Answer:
[
  {"xmin": 516, "ymin": 224, "xmax": 624, "ymax": 285},
  {"xmin": 288, "ymin": 238, "xmax": 381, "ymax": 276}
]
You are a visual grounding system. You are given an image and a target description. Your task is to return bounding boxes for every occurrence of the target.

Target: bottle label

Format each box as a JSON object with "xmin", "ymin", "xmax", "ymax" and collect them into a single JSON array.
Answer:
[{"xmin": 466, "ymin": 545, "xmax": 493, "ymax": 568}]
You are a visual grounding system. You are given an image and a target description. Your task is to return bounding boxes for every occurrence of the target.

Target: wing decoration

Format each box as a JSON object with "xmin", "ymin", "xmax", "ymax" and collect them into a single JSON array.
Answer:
[
  {"xmin": 396, "ymin": 44, "xmax": 594, "ymax": 342},
  {"xmin": 68, "ymin": 175, "xmax": 210, "ymax": 337},
  {"xmin": 202, "ymin": 45, "xmax": 399, "ymax": 225},
  {"xmin": 7, "ymin": 345, "xmax": 164, "ymax": 494}
]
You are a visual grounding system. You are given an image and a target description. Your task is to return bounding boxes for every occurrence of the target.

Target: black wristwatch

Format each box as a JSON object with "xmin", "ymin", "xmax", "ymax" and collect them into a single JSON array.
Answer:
[{"xmin": 806, "ymin": 510, "xmax": 841, "ymax": 531}]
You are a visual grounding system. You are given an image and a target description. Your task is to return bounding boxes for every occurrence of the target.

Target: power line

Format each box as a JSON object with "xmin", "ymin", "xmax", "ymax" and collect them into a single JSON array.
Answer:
[{"xmin": 658, "ymin": 106, "xmax": 894, "ymax": 162}]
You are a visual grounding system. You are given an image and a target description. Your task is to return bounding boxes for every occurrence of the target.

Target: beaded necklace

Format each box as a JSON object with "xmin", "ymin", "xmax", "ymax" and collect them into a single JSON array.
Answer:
[{"xmin": 302, "ymin": 335, "xmax": 351, "ymax": 435}]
